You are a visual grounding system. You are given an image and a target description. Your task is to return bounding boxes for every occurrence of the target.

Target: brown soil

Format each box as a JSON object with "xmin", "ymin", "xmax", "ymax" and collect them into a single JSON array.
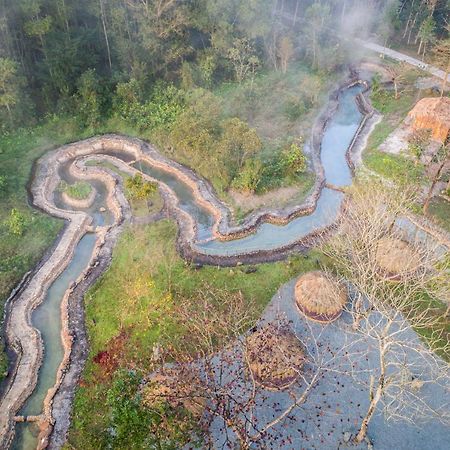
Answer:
[{"xmin": 229, "ymin": 186, "xmax": 302, "ymax": 213}]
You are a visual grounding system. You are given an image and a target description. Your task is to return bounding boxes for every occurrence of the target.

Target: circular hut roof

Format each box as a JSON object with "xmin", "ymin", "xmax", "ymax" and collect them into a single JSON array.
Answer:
[
  {"xmin": 295, "ymin": 271, "xmax": 347, "ymax": 323},
  {"xmin": 375, "ymin": 237, "xmax": 420, "ymax": 279},
  {"xmin": 245, "ymin": 324, "xmax": 305, "ymax": 390}
]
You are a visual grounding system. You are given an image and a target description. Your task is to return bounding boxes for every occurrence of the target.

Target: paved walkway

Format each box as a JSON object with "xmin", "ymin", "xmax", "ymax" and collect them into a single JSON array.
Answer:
[{"xmin": 356, "ymin": 39, "xmax": 450, "ymax": 83}]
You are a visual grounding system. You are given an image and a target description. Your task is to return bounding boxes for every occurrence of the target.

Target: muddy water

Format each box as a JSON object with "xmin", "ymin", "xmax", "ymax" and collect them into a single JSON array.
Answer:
[{"xmin": 12, "ymin": 234, "xmax": 97, "ymax": 450}]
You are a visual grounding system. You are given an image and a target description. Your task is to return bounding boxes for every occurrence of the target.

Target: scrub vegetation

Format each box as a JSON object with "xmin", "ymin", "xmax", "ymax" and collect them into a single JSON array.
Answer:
[
  {"xmin": 68, "ymin": 220, "xmax": 322, "ymax": 448},
  {"xmin": 59, "ymin": 180, "xmax": 93, "ymax": 200}
]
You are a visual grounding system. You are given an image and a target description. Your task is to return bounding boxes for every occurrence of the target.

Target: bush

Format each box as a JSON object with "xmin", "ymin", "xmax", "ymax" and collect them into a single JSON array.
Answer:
[
  {"xmin": 4, "ymin": 208, "xmax": 26, "ymax": 236},
  {"xmin": 58, "ymin": 180, "xmax": 92, "ymax": 200},
  {"xmin": 75, "ymin": 69, "xmax": 102, "ymax": 129},
  {"xmin": 284, "ymin": 97, "xmax": 307, "ymax": 121},
  {"xmin": 231, "ymin": 159, "xmax": 263, "ymax": 194},
  {"xmin": 280, "ymin": 141, "xmax": 307, "ymax": 176},
  {"xmin": 125, "ymin": 174, "xmax": 157, "ymax": 201},
  {"xmin": 113, "ymin": 81, "xmax": 185, "ymax": 131}
]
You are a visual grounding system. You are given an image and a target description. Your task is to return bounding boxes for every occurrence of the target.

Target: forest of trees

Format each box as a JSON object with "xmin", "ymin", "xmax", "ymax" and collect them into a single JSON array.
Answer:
[{"xmin": 2, "ymin": 0, "xmax": 447, "ymax": 134}]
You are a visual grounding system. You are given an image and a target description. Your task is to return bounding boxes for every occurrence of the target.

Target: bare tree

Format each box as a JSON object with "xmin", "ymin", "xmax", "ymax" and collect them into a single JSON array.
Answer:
[
  {"xmin": 386, "ymin": 62, "xmax": 408, "ymax": 100},
  {"xmin": 277, "ymin": 35, "xmax": 294, "ymax": 74},
  {"xmin": 142, "ymin": 285, "xmax": 356, "ymax": 449},
  {"xmin": 322, "ymin": 181, "xmax": 450, "ymax": 443}
]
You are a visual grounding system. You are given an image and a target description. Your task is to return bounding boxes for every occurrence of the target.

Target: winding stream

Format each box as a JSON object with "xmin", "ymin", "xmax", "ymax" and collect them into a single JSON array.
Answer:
[{"xmin": 4, "ymin": 81, "xmax": 370, "ymax": 449}]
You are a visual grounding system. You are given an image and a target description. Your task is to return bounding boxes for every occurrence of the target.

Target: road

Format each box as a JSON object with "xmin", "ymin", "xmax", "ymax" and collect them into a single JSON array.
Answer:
[{"xmin": 355, "ymin": 38, "xmax": 450, "ymax": 83}]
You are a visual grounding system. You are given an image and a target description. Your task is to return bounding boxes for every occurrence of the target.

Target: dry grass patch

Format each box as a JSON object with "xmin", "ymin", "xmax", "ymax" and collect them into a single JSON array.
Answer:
[
  {"xmin": 295, "ymin": 271, "xmax": 347, "ymax": 323},
  {"xmin": 245, "ymin": 323, "xmax": 306, "ymax": 390}
]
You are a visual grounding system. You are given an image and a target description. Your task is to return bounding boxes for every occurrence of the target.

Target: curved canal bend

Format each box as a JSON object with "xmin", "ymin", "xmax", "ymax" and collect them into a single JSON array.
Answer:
[{"xmin": 2, "ymin": 80, "xmax": 376, "ymax": 449}]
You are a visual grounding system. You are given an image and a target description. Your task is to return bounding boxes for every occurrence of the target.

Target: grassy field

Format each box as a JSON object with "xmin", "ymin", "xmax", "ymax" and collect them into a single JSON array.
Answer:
[
  {"xmin": 427, "ymin": 197, "xmax": 450, "ymax": 232},
  {"xmin": 363, "ymin": 74, "xmax": 426, "ymax": 186},
  {"xmin": 67, "ymin": 220, "xmax": 322, "ymax": 449}
]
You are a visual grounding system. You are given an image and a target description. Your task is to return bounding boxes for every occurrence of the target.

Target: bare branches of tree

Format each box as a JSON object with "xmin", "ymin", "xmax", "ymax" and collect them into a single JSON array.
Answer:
[{"xmin": 322, "ymin": 180, "xmax": 450, "ymax": 443}]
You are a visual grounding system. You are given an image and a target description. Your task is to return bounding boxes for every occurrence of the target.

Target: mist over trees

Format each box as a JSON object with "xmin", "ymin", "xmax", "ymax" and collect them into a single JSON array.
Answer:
[{"xmin": 0, "ymin": 0, "xmax": 448, "ymax": 131}]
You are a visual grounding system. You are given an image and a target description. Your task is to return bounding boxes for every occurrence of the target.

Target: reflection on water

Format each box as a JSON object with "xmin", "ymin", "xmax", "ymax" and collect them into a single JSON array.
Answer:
[{"xmin": 12, "ymin": 234, "xmax": 97, "ymax": 450}]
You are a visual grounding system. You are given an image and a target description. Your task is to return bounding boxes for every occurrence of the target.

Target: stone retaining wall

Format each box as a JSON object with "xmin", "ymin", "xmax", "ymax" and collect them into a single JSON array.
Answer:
[{"xmin": 0, "ymin": 76, "xmax": 380, "ymax": 449}]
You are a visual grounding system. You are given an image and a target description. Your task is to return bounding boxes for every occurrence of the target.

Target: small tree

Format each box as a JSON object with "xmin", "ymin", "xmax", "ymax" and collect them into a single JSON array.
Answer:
[
  {"xmin": 227, "ymin": 38, "xmax": 259, "ymax": 84},
  {"xmin": 280, "ymin": 141, "xmax": 307, "ymax": 176},
  {"xmin": 5, "ymin": 208, "xmax": 26, "ymax": 236},
  {"xmin": 231, "ymin": 158, "xmax": 263, "ymax": 194},
  {"xmin": 218, "ymin": 117, "xmax": 262, "ymax": 175},
  {"xmin": 125, "ymin": 174, "xmax": 158, "ymax": 209},
  {"xmin": 76, "ymin": 69, "xmax": 102, "ymax": 129},
  {"xmin": 277, "ymin": 36, "xmax": 294, "ymax": 74},
  {"xmin": 0, "ymin": 58, "xmax": 20, "ymax": 125},
  {"xmin": 417, "ymin": 16, "xmax": 435, "ymax": 61},
  {"xmin": 386, "ymin": 62, "xmax": 408, "ymax": 100}
]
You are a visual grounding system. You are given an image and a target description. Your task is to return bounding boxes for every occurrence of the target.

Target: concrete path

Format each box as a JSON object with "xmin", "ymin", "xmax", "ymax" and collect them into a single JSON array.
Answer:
[{"xmin": 355, "ymin": 39, "xmax": 450, "ymax": 83}]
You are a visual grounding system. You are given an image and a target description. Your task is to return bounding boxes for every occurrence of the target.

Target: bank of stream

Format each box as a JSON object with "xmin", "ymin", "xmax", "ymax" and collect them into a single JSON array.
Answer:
[{"xmin": 1, "ymin": 79, "xmax": 385, "ymax": 449}]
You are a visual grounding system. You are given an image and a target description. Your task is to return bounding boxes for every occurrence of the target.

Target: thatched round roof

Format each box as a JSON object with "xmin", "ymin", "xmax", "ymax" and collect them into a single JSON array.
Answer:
[
  {"xmin": 245, "ymin": 324, "xmax": 305, "ymax": 390},
  {"xmin": 295, "ymin": 271, "xmax": 347, "ymax": 323},
  {"xmin": 408, "ymin": 97, "xmax": 450, "ymax": 142},
  {"xmin": 375, "ymin": 237, "xmax": 420, "ymax": 279}
]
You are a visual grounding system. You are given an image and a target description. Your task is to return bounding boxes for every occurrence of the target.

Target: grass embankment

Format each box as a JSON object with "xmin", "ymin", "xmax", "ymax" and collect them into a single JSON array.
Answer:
[
  {"xmin": 59, "ymin": 181, "xmax": 93, "ymax": 200},
  {"xmin": 363, "ymin": 70, "xmax": 425, "ymax": 186},
  {"xmin": 67, "ymin": 219, "xmax": 322, "ymax": 448},
  {"xmin": 427, "ymin": 197, "xmax": 450, "ymax": 232}
]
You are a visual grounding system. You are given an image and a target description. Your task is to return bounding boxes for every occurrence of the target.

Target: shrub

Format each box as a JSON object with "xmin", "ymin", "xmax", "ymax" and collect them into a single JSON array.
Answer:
[
  {"xmin": 284, "ymin": 97, "xmax": 307, "ymax": 121},
  {"xmin": 5, "ymin": 208, "xmax": 26, "ymax": 236},
  {"xmin": 125, "ymin": 174, "xmax": 157, "ymax": 201},
  {"xmin": 231, "ymin": 159, "xmax": 263, "ymax": 194},
  {"xmin": 280, "ymin": 141, "xmax": 307, "ymax": 176}
]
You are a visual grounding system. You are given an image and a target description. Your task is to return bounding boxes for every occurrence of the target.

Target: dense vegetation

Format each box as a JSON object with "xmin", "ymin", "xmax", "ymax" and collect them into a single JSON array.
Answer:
[{"xmin": 0, "ymin": 0, "xmax": 449, "ymax": 443}]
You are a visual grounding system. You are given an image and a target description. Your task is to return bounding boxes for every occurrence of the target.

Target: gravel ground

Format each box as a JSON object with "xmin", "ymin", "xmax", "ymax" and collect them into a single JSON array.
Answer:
[{"xmin": 209, "ymin": 278, "xmax": 450, "ymax": 450}]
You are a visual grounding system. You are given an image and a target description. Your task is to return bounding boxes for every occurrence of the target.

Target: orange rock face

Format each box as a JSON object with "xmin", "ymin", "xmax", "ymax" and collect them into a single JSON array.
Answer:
[{"xmin": 408, "ymin": 97, "xmax": 450, "ymax": 143}]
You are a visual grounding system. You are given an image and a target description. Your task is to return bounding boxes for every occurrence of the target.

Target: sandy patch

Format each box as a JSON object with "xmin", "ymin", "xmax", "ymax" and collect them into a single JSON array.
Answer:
[
  {"xmin": 229, "ymin": 186, "xmax": 303, "ymax": 213},
  {"xmin": 378, "ymin": 121, "xmax": 412, "ymax": 155}
]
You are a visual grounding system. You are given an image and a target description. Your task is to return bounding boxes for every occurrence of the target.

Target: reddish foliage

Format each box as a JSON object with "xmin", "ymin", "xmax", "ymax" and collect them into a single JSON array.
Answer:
[{"xmin": 92, "ymin": 328, "xmax": 130, "ymax": 381}]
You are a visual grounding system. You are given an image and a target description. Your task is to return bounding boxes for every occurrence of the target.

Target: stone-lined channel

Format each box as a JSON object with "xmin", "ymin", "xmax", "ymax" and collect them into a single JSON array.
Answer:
[{"xmin": 2, "ymin": 80, "xmax": 376, "ymax": 449}]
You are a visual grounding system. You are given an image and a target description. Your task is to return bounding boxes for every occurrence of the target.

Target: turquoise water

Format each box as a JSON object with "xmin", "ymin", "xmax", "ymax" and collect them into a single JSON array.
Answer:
[
  {"xmin": 12, "ymin": 234, "xmax": 97, "ymax": 450},
  {"xmin": 10, "ymin": 84, "xmax": 364, "ymax": 449}
]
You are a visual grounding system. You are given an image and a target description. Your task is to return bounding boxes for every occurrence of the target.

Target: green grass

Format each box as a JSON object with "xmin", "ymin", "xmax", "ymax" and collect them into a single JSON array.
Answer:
[
  {"xmin": 59, "ymin": 181, "xmax": 93, "ymax": 200},
  {"xmin": 427, "ymin": 197, "xmax": 450, "ymax": 232},
  {"xmin": 68, "ymin": 219, "xmax": 322, "ymax": 449},
  {"xmin": 363, "ymin": 84, "xmax": 426, "ymax": 186}
]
